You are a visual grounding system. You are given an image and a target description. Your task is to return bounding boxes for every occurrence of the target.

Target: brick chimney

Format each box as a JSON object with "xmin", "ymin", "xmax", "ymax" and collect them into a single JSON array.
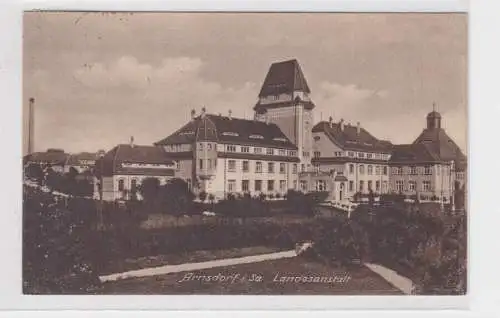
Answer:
[
  {"xmin": 201, "ymin": 107, "xmax": 206, "ymax": 118},
  {"xmin": 228, "ymin": 109, "xmax": 232, "ymax": 120},
  {"xmin": 328, "ymin": 116, "xmax": 333, "ymax": 128},
  {"xmin": 130, "ymin": 136, "xmax": 135, "ymax": 148},
  {"xmin": 340, "ymin": 118, "xmax": 345, "ymax": 131},
  {"xmin": 356, "ymin": 122, "xmax": 361, "ymax": 135},
  {"xmin": 190, "ymin": 109, "xmax": 196, "ymax": 120}
]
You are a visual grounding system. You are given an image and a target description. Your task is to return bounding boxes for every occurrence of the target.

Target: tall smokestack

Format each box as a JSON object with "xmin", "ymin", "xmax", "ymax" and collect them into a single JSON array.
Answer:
[{"xmin": 28, "ymin": 97, "xmax": 35, "ymax": 154}]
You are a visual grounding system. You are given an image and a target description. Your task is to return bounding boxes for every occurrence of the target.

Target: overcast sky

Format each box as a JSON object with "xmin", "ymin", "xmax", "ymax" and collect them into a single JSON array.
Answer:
[{"xmin": 23, "ymin": 12, "xmax": 467, "ymax": 154}]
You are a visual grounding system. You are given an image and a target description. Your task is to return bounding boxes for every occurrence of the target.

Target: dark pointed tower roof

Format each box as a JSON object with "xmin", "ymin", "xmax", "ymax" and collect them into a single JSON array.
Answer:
[{"xmin": 258, "ymin": 59, "xmax": 311, "ymax": 97}]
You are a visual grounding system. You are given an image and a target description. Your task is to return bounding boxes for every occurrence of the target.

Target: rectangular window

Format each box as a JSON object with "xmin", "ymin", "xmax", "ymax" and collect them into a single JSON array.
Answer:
[
  {"xmin": 423, "ymin": 181, "xmax": 431, "ymax": 191},
  {"xmin": 358, "ymin": 152, "xmax": 365, "ymax": 158},
  {"xmin": 359, "ymin": 180, "xmax": 365, "ymax": 192},
  {"xmin": 375, "ymin": 180, "xmax": 380, "ymax": 192},
  {"xmin": 301, "ymin": 164, "xmax": 305, "ymax": 172},
  {"xmin": 118, "ymin": 179, "xmax": 125, "ymax": 191},
  {"xmin": 292, "ymin": 164, "xmax": 298, "ymax": 174},
  {"xmin": 228, "ymin": 160, "xmax": 236, "ymax": 172},
  {"xmin": 410, "ymin": 166, "xmax": 417, "ymax": 175},
  {"xmin": 207, "ymin": 159, "xmax": 212, "ymax": 169},
  {"xmin": 279, "ymin": 180, "xmax": 286, "ymax": 192},
  {"xmin": 242, "ymin": 180, "xmax": 249, "ymax": 192},
  {"xmin": 289, "ymin": 150, "xmax": 297, "ymax": 156},
  {"xmin": 267, "ymin": 180, "xmax": 275, "ymax": 192},
  {"xmin": 349, "ymin": 164, "xmax": 354, "ymax": 174},
  {"xmin": 279, "ymin": 163, "xmax": 286, "ymax": 174},
  {"xmin": 268, "ymin": 162, "xmax": 275, "ymax": 173},
  {"xmin": 242, "ymin": 161, "xmax": 249, "ymax": 172},
  {"xmin": 367, "ymin": 153, "xmax": 373, "ymax": 159},
  {"xmin": 241, "ymin": 146, "xmax": 250, "ymax": 153},
  {"xmin": 254, "ymin": 147, "xmax": 262, "ymax": 154},
  {"xmin": 228, "ymin": 179, "xmax": 236, "ymax": 192},
  {"xmin": 424, "ymin": 166, "xmax": 432, "ymax": 175},
  {"xmin": 255, "ymin": 180, "xmax": 262, "ymax": 191},
  {"xmin": 367, "ymin": 165, "xmax": 373, "ymax": 175},
  {"xmin": 348, "ymin": 151, "xmax": 355, "ymax": 157},
  {"xmin": 348, "ymin": 181, "xmax": 354, "ymax": 192},
  {"xmin": 316, "ymin": 180, "xmax": 326, "ymax": 191},
  {"xmin": 375, "ymin": 166, "xmax": 381, "ymax": 175},
  {"xmin": 256, "ymin": 161, "xmax": 263, "ymax": 173},
  {"xmin": 267, "ymin": 148, "xmax": 274, "ymax": 155},
  {"xmin": 300, "ymin": 180, "xmax": 308, "ymax": 192},
  {"xmin": 199, "ymin": 143, "xmax": 203, "ymax": 150},
  {"xmin": 409, "ymin": 181, "xmax": 416, "ymax": 191},
  {"xmin": 226, "ymin": 145, "xmax": 237, "ymax": 152},
  {"xmin": 383, "ymin": 166, "xmax": 388, "ymax": 175},
  {"xmin": 396, "ymin": 180, "xmax": 404, "ymax": 192},
  {"xmin": 368, "ymin": 180, "xmax": 373, "ymax": 191},
  {"xmin": 303, "ymin": 151, "xmax": 310, "ymax": 157},
  {"xmin": 207, "ymin": 143, "xmax": 212, "ymax": 150},
  {"xmin": 199, "ymin": 159, "xmax": 203, "ymax": 170},
  {"xmin": 279, "ymin": 149, "xmax": 286, "ymax": 156},
  {"xmin": 313, "ymin": 151, "xmax": 321, "ymax": 158},
  {"xmin": 359, "ymin": 165, "xmax": 365, "ymax": 175}
]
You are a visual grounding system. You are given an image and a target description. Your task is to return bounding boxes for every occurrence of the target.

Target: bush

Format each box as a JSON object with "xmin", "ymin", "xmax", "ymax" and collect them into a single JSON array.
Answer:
[
  {"xmin": 286, "ymin": 190, "xmax": 318, "ymax": 217},
  {"xmin": 23, "ymin": 186, "xmax": 100, "ymax": 294}
]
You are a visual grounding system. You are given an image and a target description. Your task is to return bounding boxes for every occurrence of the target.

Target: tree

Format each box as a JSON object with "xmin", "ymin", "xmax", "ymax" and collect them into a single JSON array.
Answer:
[
  {"xmin": 25, "ymin": 164, "xmax": 44, "ymax": 185},
  {"xmin": 368, "ymin": 189, "xmax": 375, "ymax": 207},
  {"xmin": 162, "ymin": 178, "xmax": 194, "ymax": 217},
  {"xmin": 139, "ymin": 177, "xmax": 160, "ymax": 203}
]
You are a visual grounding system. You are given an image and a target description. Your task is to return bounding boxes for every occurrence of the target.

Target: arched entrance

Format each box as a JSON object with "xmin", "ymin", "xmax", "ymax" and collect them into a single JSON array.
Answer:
[{"xmin": 339, "ymin": 182, "xmax": 345, "ymax": 201}]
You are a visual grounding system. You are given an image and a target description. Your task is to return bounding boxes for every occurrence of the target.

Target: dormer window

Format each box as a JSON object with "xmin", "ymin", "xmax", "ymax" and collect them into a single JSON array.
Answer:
[
  {"xmin": 249, "ymin": 134, "xmax": 264, "ymax": 139},
  {"xmin": 273, "ymin": 137, "xmax": 287, "ymax": 142},
  {"xmin": 222, "ymin": 132, "xmax": 239, "ymax": 137}
]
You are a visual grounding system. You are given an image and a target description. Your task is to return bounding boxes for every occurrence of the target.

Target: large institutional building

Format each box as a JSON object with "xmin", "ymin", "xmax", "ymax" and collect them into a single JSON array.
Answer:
[{"xmin": 91, "ymin": 59, "xmax": 466, "ymax": 204}]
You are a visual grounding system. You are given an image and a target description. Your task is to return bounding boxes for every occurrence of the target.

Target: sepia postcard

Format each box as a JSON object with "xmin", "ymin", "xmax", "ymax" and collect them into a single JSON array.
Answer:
[{"xmin": 22, "ymin": 11, "xmax": 467, "ymax": 297}]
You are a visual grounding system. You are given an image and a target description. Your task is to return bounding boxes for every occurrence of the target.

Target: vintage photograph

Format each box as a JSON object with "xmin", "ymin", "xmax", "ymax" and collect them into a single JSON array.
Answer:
[{"xmin": 22, "ymin": 12, "xmax": 467, "ymax": 295}]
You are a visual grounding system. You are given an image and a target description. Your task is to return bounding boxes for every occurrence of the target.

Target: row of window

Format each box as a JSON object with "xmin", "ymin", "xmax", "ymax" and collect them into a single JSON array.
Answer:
[
  {"xmin": 313, "ymin": 150, "xmax": 389, "ymax": 160},
  {"xmin": 227, "ymin": 160, "xmax": 295, "ymax": 174},
  {"xmin": 229, "ymin": 179, "xmax": 288, "ymax": 192},
  {"xmin": 224, "ymin": 144, "xmax": 297, "ymax": 157},
  {"xmin": 393, "ymin": 166, "xmax": 435, "ymax": 176},
  {"xmin": 117, "ymin": 177, "xmax": 191, "ymax": 192},
  {"xmin": 348, "ymin": 164, "xmax": 388, "ymax": 176},
  {"xmin": 395, "ymin": 180, "xmax": 432, "ymax": 192}
]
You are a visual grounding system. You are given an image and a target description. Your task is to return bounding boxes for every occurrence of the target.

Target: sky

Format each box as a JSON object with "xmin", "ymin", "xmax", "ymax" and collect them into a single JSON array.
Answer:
[{"xmin": 23, "ymin": 12, "xmax": 467, "ymax": 155}]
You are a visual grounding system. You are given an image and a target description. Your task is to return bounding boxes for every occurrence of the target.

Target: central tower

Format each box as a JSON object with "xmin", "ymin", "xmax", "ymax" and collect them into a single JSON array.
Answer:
[{"xmin": 253, "ymin": 59, "xmax": 315, "ymax": 172}]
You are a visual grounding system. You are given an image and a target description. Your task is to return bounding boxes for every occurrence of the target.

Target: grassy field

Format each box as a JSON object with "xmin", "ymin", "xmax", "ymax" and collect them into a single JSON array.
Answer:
[{"xmin": 99, "ymin": 257, "xmax": 402, "ymax": 295}]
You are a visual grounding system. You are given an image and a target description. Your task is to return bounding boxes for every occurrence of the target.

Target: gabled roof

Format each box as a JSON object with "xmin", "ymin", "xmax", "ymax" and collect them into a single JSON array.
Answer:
[
  {"xmin": 312, "ymin": 121, "xmax": 392, "ymax": 153},
  {"xmin": 413, "ymin": 128, "xmax": 466, "ymax": 163},
  {"xmin": 156, "ymin": 114, "xmax": 298, "ymax": 149},
  {"xmin": 66, "ymin": 152, "xmax": 98, "ymax": 165},
  {"xmin": 25, "ymin": 150, "xmax": 69, "ymax": 166},
  {"xmin": 258, "ymin": 59, "xmax": 311, "ymax": 97},
  {"xmin": 98, "ymin": 144, "xmax": 175, "ymax": 176},
  {"xmin": 389, "ymin": 144, "xmax": 442, "ymax": 164}
]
